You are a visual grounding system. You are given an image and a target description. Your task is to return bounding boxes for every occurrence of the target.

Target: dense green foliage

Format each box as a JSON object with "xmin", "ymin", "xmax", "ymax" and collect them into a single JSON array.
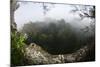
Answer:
[
  {"xmin": 21, "ymin": 19, "xmax": 88, "ymax": 54},
  {"xmin": 11, "ymin": 1, "xmax": 95, "ymax": 65},
  {"xmin": 11, "ymin": 31, "xmax": 26, "ymax": 66}
]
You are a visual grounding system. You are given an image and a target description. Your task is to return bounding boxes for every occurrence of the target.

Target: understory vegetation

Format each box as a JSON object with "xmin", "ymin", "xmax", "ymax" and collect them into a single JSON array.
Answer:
[{"xmin": 11, "ymin": 31, "xmax": 26, "ymax": 66}]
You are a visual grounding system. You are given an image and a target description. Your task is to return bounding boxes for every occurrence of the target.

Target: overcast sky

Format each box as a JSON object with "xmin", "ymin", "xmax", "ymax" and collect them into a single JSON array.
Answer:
[{"xmin": 15, "ymin": 2, "xmax": 93, "ymax": 29}]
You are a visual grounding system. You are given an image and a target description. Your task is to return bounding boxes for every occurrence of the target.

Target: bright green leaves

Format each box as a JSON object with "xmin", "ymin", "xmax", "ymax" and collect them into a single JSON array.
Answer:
[{"xmin": 11, "ymin": 32, "xmax": 26, "ymax": 66}]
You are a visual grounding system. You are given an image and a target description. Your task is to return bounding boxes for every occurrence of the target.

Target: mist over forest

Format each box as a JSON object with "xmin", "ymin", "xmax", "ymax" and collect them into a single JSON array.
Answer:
[
  {"xmin": 11, "ymin": 0, "xmax": 95, "ymax": 66},
  {"xmin": 20, "ymin": 17, "xmax": 94, "ymax": 54}
]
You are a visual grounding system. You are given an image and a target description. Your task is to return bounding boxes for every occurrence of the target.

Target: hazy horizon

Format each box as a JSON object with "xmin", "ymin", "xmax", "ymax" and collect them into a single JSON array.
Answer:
[{"xmin": 15, "ymin": 2, "xmax": 93, "ymax": 29}]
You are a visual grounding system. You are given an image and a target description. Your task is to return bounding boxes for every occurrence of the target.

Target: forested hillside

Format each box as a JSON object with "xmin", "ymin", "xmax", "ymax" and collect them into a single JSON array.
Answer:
[{"xmin": 11, "ymin": 0, "xmax": 95, "ymax": 66}]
